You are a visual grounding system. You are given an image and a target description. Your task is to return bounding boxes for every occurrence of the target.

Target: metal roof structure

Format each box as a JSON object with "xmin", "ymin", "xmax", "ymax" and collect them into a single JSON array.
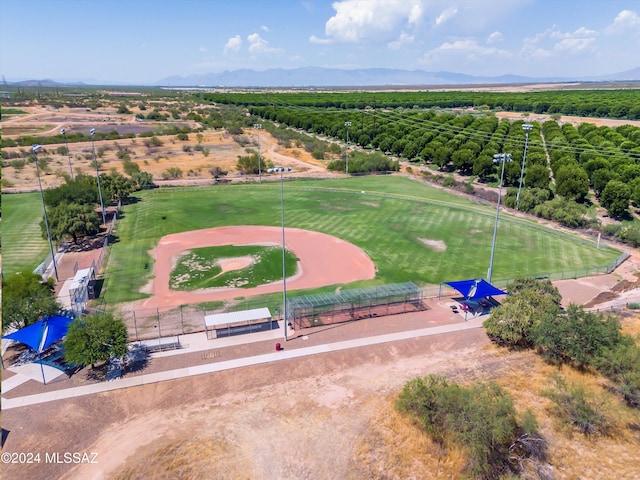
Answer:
[
  {"xmin": 287, "ymin": 282, "xmax": 421, "ymax": 310},
  {"xmin": 205, "ymin": 307, "xmax": 272, "ymax": 328}
]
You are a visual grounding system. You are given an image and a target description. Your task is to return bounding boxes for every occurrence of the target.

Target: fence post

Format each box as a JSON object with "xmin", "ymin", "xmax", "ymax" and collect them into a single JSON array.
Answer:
[
  {"xmin": 133, "ymin": 311, "xmax": 139, "ymax": 341},
  {"xmin": 157, "ymin": 308, "xmax": 162, "ymax": 339}
]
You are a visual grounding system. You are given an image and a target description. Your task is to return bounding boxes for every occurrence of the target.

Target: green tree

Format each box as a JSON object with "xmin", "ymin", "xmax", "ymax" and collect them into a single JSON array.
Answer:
[
  {"xmin": 555, "ymin": 164, "xmax": 589, "ymax": 202},
  {"xmin": 533, "ymin": 305, "xmax": 623, "ymax": 368},
  {"xmin": 2, "ymin": 272, "xmax": 60, "ymax": 332},
  {"xmin": 484, "ymin": 278, "xmax": 561, "ymax": 348},
  {"xmin": 600, "ymin": 180, "xmax": 631, "ymax": 217},
  {"xmin": 42, "ymin": 202, "xmax": 101, "ymax": 244},
  {"xmin": 64, "ymin": 313, "xmax": 128, "ymax": 368},
  {"xmin": 100, "ymin": 172, "xmax": 135, "ymax": 202},
  {"xmin": 44, "ymin": 174, "xmax": 98, "ymax": 208},
  {"xmin": 524, "ymin": 164, "xmax": 550, "ymax": 190},
  {"xmin": 131, "ymin": 171, "xmax": 154, "ymax": 188},
  {"xmin": 236, "ymin": 152, "xmax": 262, "ymax": 174}
]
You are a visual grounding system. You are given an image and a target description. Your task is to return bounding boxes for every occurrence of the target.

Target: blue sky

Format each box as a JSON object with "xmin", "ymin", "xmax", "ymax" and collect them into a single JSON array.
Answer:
[{"xmin": 1, "ymin": 0, "xmax": 639, "ymax": 84}]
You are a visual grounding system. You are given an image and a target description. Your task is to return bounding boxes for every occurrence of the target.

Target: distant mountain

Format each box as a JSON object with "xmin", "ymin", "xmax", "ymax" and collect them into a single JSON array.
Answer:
[
  {"xmin": 158, "ymin": 67, "xmax": 539, "ymax": 87},
  {"xmin": 587, "ymin": 66, "xmax": 640, "ymax": 82},
  {"xmin": 6, "ymin": 66, "xmax": 640, "ymax": 88}
]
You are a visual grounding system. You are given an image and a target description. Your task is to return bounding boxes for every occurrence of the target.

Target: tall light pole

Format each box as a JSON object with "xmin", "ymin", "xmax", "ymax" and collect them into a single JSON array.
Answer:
[
  {"xmin": 90, "ymin": 128, "xmax": 107, "ymax": 225},
  {"xmin": 60, "ymin": 128, "xmax": 74, "ymax": 180},
  {"xmin": 344, "ymin": 121, "xmax": 352, "ymax": 176},
  {"xmin": 277, "ymin": 166, "xmax": 292, "ymax": 341},
  {"xmin": 487, "ymin": 153, "xmax": 512, "ymax": 283},
  {"xmin": 254, "ymin": 123, "xmax": 262, "ymax": 183},
  {"xmin": 516, "ymin": 123, "xmax": 533, "ymax": 210},
  {"xmin": 32, "ymin": 144, "xmax": 59, "ymax": 281}
]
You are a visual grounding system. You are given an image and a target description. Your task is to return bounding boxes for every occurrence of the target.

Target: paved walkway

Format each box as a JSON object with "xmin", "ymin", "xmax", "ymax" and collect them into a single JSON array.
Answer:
[{"xmin": 1, "ymin": 316, "xmax": 484, "ymax": 410}]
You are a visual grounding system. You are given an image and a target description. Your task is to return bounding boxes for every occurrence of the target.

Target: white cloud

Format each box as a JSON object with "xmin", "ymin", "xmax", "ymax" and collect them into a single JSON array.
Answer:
[
  {"xmin": 309, "ymin": 35, "xmax": 332, "ymax": 45},
  {"xmin": 487, "ymin": 31, "xmax": 503, "ymax": 44},
  {"xmin": 421, "ymin": 38, "xmax": 510, "ymax": 67},
  {"xmin": 605, "ymin": 10, "xmax": 640, "ymax": 34},
  {"xmin": 522, "ymin": 25, "xmax": 597, "ymax": 58},
  {"xmin": 199, "ymin": 46, "xmax": 208, "ymax": 53},
  {"xmin": 324, "ymin": 0, "xmax": 426, "ymax": 43},
  {"xmin": 260, "ymin": 25, "xmax": 271, "ymax": 33},
  {"xmin": 247, "ymin": 33, "xmax": 281, "ymax": 54},
  {"xmin": 435, "ymin": 7, "xmax": 457, "ymax": 27},
  {"xmin": 388, "ymin": 31, "xmax": 414, "ymax": 50},
  {"xmin": 224, "ymin": 35, "xmax": 242, "ymax": 55}
]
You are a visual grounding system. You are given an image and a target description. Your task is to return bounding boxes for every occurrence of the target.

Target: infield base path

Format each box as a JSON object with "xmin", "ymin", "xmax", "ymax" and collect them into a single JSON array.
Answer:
[{"xmin": 140, "ymin": 226, "xmax": 376, "ymax": 309}]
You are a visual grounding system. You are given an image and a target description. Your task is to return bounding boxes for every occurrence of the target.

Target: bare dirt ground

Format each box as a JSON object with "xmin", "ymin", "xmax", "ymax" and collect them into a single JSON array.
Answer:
[
  {"xmin": 1, "ymin": 106, "xmax": 333, "ymax": 192},
  {"xmin": 137, "ymin": 226, "xmax": 376, "ymax": 310}
]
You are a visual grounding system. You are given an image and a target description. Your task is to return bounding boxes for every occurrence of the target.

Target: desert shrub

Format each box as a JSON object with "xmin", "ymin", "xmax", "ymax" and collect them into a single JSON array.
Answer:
[
  {"xmin": 533, "ymin": 304, "xmax": 623, "ymax": 368},
  {"xmin": 122, "ymin": 159, "xmax": 140, "ymax": 176},
  {"xmin": 161, "ymin": 167, "xmax": 183, "ymax": 180},
  {"xmin": 542, "ymin": 374, "xmax": 611, "ymax": 436},
  {"xmin": 442, "ymin": 175, "xmax": 457, "ymax": 187},
  {"xmin": 396, "ymin": 375, "xmax": 542, "ymax": 479},
  {"xmin": 9, "ymin": 159, "xmax": 26, "ymax": 169}
]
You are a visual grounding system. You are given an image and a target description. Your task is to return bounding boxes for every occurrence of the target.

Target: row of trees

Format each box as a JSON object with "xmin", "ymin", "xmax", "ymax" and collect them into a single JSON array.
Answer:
[
  {"xmin": 205, "ymin": 89, "xmax": 640, "ymax": 120},
  {"xmin": 243, "ymin": 103, "xmax": 638, "ymax": 221}
]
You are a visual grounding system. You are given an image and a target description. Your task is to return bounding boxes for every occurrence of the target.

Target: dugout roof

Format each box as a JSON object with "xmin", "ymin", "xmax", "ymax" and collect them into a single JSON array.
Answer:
[
  {"xmin": 444, "ymin": 279, "xmax": 506, "ymax": 300},
  {"xmin": 205, "ymin": 307, "xmax": 272, "ymax": 328},
  {"xmin": 287, "ymin": 282, "xmax": 421, "ymax": 310}
]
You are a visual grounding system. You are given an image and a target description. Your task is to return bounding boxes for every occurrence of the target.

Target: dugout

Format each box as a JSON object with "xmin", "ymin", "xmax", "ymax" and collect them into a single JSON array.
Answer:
[
  {"xmin": 205, "ymin": 307, "xmax": 275, "ymax": 339},
  {"xmin": 287, "ymin": 282, "xmax": 425, "ymax": 330},
  {"xmin": 69, "ymin": 267, "xmax": 95, "ymax": 316}
]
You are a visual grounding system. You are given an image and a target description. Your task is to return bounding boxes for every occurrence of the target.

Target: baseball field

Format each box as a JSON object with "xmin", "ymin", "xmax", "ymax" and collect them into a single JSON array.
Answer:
[{"xmin": 98, "ymin": 175, "xmax": 621, "ymax": 306}]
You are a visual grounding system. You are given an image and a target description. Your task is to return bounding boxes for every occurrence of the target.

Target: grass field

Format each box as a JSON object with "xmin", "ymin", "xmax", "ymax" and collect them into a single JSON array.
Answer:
[
  {"xmin": 170, "ymin": 245, "xmax": 298, "ymax": 290},
  {"xmin": 1, "ymin": 192, "xmax": 51, "ymax": 276},
  {"xmin": 99, "ymin": 176, "xmax": 621, "ymax": 304}
]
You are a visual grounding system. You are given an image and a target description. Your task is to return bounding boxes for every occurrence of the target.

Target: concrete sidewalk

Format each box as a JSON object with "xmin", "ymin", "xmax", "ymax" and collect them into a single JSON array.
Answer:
[{"xmin": 1, "ymin": 316, "xmax": 484, "ymax": 410}]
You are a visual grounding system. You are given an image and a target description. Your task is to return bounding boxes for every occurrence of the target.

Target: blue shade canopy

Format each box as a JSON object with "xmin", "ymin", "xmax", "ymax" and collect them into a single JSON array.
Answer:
[
  {"xmin": 2, "ymin": 315, "xmax": 73, "ymax": 353},
  {"xmin": 445, "ymin": 279, "xmax": 507, "ymax": 300}
]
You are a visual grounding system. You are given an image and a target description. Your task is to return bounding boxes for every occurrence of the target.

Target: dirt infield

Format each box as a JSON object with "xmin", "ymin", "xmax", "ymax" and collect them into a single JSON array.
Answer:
[{"xmin": 139, "ymin": 226, "xmax": 376, "ymax": 309}]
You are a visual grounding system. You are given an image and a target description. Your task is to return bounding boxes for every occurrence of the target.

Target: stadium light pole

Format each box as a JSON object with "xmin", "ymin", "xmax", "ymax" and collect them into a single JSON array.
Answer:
[
  {"xmin": 278, "ymin": 166, "xmax": 293, "ymax": 341},
  {"xmin": 254, "ymin": 123, "xmax": 262, "ymax": 183},
  {"xmin": 90, "ymin": 128, "xmax": 107, "ymax": 225},
  {"xmin": 345, "ymin": 121, "xmax": 352, "ymax": 176},
  {"xmin": 32, "ymin": 144, "xmax": 59, "ymax": 281},
  {"xmin": 516, "ymin": 123, "xmax": 533, "ymax": 210},
  {"xmin": 60, "ymin": 128, "xmax": 74, "ymax": 180},
  {"xmin": 487, "ymin": 153, "xmax": 512, "ymax": 284}
]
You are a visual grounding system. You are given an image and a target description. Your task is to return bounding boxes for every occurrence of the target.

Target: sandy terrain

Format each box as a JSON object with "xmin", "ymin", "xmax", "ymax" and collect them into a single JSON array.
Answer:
[{"xmin": 139, "ymin": 226, "xmax": 376, "ymax": 309}]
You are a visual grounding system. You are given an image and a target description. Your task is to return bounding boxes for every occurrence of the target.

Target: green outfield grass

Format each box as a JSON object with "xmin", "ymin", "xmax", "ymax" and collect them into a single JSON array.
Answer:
[
  {"xmin": 170, "ymin": 245, "xmax": 298, "ymax": 290},
  {"xmin": 98, "ymin": 176, "xmax": 620, "ymax": 305},
  {"xmin": 1, "ymin": 192, "xmax": 50, "ymax": 277}
]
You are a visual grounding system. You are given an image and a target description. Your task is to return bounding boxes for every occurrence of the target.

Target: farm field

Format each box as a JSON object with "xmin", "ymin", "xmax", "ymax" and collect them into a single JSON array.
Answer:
[
  {"xmin": 101, "ymin": 175, "xmax": 621, "ymax": 305},
  {"xmin": 1, "ymin": 192, "xmax": 51, "ymax": 276}
]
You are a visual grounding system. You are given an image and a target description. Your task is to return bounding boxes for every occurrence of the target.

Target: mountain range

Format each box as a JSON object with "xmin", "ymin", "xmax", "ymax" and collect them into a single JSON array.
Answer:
[
  {"xmin": 7, "ymin": 66, "xmax": 640, "ymax": 88},
  {"xmin": 158, "ymin": 66, "xmax": 640, "ymax": 88}
]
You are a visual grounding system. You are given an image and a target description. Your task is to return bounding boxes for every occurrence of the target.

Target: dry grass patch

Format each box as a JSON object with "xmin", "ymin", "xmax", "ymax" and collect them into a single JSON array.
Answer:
[
  {"xmin": 418, "ymin": 238, "xmax": 447, "ymax": 252},
  {"xmin": 496, "ymin": 353, "xmax": 640, "ymax": 480},
  {"xmin": 111, "ymin": 436, "xmax": 245, "ymax": 480},
  {"xmin": 351, "ymin": 397, "xmax": 468, "ymax": 479}
]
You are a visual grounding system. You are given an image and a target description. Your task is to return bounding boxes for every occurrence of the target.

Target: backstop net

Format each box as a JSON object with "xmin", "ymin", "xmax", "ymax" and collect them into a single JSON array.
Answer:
[{"xmin": 286, "ymin": 282, "xmax": 426, "ymax": 330}]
